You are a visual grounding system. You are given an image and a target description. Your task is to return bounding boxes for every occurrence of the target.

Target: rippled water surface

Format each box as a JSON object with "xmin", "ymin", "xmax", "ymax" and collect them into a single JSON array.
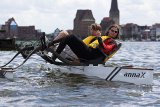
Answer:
[{"xmin": 0, "ymin": 42, "xmax": 160, "ymax": 106}]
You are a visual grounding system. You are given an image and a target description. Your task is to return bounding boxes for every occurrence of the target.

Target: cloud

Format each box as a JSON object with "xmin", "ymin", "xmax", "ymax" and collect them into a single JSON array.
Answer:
[
  {"xmin": 0, "ymin": 0, "xmax": 159, "ymax": 33},
  {"xmin": 120, "ymin": 0, "xmax": 160, "ymax": 25}
]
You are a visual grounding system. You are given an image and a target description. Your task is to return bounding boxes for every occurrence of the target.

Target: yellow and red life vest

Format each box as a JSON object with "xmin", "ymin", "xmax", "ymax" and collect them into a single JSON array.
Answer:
[
  {"xmin": 82, "ymin": 35, "xmax": 120, "ymax": 63},
  {"xmin": 82, "ymin": 35, "xmax": 111, "ymax": 48}
]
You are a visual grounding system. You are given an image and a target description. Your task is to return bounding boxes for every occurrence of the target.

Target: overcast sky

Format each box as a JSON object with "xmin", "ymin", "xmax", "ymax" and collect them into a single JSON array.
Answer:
[{"xmin": 0, "ymin": 0, "xmax": 159, "ymax": 33}]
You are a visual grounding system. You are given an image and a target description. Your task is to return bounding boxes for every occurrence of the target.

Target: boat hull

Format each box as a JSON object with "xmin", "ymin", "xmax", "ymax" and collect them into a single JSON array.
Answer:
[{"xmin": 50, "ymin": 64, "xmax": 153, "ymax": 85}]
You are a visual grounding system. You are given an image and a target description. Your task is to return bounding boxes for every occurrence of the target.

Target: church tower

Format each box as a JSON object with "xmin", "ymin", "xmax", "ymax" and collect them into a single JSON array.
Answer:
[
  {"xmin": 109, "ymin": 0, "xmax": 120, "ymax": 25},
  {"xmin": 73, "ymin": 9, "xmax": 95, "ymax": 38}
]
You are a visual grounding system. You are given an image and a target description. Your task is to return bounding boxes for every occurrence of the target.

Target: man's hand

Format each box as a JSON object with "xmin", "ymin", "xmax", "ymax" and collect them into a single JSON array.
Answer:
[{"xmin": 97, "ymin": 37, "xmax": 104, "ymax": 49}]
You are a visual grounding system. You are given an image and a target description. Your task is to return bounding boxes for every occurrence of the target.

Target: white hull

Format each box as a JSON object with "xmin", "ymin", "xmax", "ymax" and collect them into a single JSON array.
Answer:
[{"xmin": 50, "ymin": 64, "xmax": 153, "ymax": 85}]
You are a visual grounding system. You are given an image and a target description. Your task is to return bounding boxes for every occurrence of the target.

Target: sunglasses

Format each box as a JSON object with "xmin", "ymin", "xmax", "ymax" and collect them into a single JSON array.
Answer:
[{"xmin": 110, "ymin": 29, "xmax": 118, "ymax": 33}]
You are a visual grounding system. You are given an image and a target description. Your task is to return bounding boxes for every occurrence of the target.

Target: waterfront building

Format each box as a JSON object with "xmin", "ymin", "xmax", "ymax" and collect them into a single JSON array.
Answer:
[
  {"xmin": 150, "ymin": 23, "xmax": 160, "ymax": 41},
  {"xmin": 121, "ymin": 23, "xmax": 152, "ymax": 41},
  {"xmin": 120, "ymin": 23, "xmax": 139, "ymax": 41},
  {"xmin": 0, "ymin": 17, "xmax": 43, "ymax": 40},
  {"xmin": 73, "ymin": 9, "xmax": 95, "ymax": 38}
]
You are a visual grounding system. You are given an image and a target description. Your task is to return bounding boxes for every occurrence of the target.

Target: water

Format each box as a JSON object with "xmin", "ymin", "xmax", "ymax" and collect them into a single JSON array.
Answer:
[{"xmin": 0, "ymin": 42, "xmax": 160, "ymax": 106}]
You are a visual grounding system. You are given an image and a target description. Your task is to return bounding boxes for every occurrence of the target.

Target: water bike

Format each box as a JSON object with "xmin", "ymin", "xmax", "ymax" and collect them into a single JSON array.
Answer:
[
  {"xmin": 40, "ymin": 43, "xmax": 153, "ymax": 85},
  {"xmin": 0, "ymin": 37, "xmax": 153, "ymax": 85}
]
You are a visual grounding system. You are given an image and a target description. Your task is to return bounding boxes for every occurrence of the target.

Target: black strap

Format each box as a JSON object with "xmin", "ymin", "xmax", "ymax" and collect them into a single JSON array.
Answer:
[
  {"xmin": 97, "ymin": 37, "xmax": 104, "ymax": 49},
  {"xmin": 89, "ymin": 36, "xmax": 97, "ymax": 44}
]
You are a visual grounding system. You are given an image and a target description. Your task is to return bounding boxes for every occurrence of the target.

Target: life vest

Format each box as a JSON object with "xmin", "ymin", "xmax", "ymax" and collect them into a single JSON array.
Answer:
[
  {"xmin": 88, "ymin": 36, "xmax": 111, "ymax": 48},
  {"xmin": 82, "ymin": 36, "xmax": 96, "ymax": 46},
  {"xmin": 83, "ymin": 35, "xmax": 121, "ymax": 63},
  {"xmin": 83, "ymin": 36, "xmax": 111, "ymax": 48}
]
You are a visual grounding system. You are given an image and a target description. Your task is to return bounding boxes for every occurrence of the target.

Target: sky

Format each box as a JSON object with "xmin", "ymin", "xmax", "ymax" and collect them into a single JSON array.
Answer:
[{"xmin": 0, "ymin": 0, "xmax": 160, "ymax": 33}]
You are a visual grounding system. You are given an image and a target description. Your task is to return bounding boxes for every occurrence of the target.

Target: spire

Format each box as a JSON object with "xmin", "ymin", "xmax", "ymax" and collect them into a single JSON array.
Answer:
[
  {"xmin": 109, "ymin": 0, "xmax": 120, "ymax": 25},
  {"xmin": 110, "ymin": 0, "xmax": 119, "ymax": 12}
]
